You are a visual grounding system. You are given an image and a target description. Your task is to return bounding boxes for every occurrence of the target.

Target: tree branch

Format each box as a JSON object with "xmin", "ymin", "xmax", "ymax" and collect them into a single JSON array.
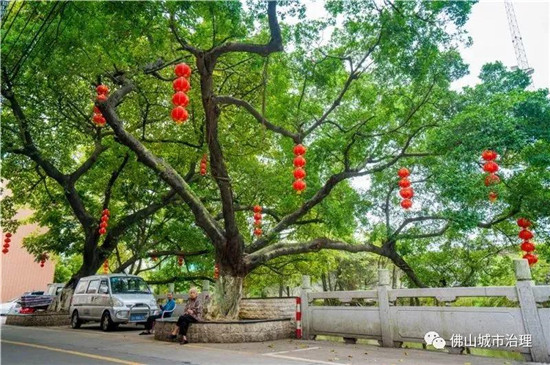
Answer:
[
  {"xmin": 214, "ymin": 96, "xmax": 300, "ymax": 143},
  {"xmin": 98, "ymin": 79, "xmax": 225, "ymax": 245},
  {"xmin": 209, "ymin": 1, "xmax": 283, "ymax": 59}
]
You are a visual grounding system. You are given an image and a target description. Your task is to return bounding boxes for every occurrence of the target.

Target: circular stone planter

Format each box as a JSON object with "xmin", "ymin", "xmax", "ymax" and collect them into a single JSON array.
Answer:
[
  {"xmin": 154, "ymin": 318, "xmax": 294, "ymax": 343},
  {"xmin": 5, "ymin": 312, "xmax": 70, "ymax": 327}
]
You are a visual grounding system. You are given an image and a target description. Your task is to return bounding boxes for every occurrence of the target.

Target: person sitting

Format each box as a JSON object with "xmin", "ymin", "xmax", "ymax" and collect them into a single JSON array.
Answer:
[
  {"xmin": 139, "ymin": 292, "xmax": 175, "ymax": 335},
  {"xmin": 168, "ymin": 287, "xmax": 202, "ymax": 344}
]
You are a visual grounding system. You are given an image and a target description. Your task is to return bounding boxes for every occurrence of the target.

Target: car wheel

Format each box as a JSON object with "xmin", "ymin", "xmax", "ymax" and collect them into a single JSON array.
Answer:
[
  {"xmin": 100, "ymin": 311, "xmax": 116, "ymax": 332},
  {"xmin": 71, "ymin": 310, "xmax": 82, "ymax": 329}
]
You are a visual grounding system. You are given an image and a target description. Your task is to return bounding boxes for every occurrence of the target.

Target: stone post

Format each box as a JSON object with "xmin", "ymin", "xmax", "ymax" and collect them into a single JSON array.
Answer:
[
  {"xmin": 514, "ymin": 259, "xmax": 550, "ymax": 363},
  {"xmin": 202, "ymin": 280, "xmax": 210, "ymax": 294},
  {"xmin": 377, "ymin": 269, "xmax": 395, "ymax": 347},
  {"xmin": 300, "ymin": 275, "xmax": 311, "ymax": 340}
]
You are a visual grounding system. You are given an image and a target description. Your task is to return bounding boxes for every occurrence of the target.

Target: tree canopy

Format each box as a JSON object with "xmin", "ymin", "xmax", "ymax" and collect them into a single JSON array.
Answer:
[{"xmin": 1, "ymin": 1, "xmax": 548, "ymax": 316}]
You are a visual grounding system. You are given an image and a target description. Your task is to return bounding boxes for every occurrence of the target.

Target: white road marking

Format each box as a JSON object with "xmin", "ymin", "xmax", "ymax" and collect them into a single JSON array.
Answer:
[
  {"xmin": 263, "ymin": 353, "xmax": 348, "ymax": 365},
  {"xmin": 264, "ymin": 346, "xmax": 321, "ymax": 355}
]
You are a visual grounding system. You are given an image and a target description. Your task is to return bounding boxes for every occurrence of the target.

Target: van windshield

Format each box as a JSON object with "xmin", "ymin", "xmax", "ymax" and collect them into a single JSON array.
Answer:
[{"xmin": 110, "ymin": 277, "xmax": 151, "ymax": 294}]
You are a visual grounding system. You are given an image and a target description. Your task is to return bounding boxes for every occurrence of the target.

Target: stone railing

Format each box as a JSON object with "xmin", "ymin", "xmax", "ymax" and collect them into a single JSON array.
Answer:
[{"xmin": 300, "ymin": 259, "xmax": 550, "ymax": 363}]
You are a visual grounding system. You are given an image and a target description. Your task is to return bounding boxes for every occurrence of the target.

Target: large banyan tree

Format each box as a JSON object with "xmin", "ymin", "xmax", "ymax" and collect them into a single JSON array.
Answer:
[{"xmin": 3, "ymin": 1, "xmax": 548, "ymax": 318}]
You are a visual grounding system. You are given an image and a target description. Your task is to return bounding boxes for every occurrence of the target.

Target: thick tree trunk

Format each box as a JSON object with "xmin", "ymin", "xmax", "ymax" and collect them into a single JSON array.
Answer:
[
  {"xmin": 206, "ymin": 274, "xmax": 243, "ymax": 320},
  {"xmin": 47, "ymin": 288, "xmax": 74, "ymax": 312}
]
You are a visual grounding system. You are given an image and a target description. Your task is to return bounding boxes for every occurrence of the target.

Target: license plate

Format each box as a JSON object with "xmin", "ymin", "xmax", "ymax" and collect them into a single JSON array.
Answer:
[{"xmin": 130, "ymin": 314, "xmax": 145, "ymax": 321}]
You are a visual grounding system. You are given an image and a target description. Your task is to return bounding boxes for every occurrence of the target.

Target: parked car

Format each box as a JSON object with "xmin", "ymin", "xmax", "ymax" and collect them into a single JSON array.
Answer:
[
  {"xmin": 0, "ymin": 291, "xmax": 45, "ymax": 316},
  {"xmin": 0, "ymin": 298, "xmax": 21, "ymax": 316},
  {"xmin": 70, "ymin": 274, "xmax": 159, "ymax": 331}
]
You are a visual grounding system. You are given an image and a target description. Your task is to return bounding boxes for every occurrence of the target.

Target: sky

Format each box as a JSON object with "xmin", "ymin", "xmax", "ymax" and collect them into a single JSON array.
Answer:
[
  {"xmin": 453, "ymin": 0, "xmax": 549, "ymax": 90},
  {"xmin": 300, "ymin": 0, "xmax": 549, "ymax": 90}
]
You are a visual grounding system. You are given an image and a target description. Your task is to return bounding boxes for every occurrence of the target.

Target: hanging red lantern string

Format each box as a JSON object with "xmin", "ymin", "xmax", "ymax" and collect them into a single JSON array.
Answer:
[
  {"xmin": 253, "ymin": 205, "xmax": 262, "ymax": 236},
  {"xmin": 92, "ymin": 84, "xmax": 109, "ymax": 127},
  {"xmin": 103, "ymin": 259, "xmax": 109, "ymax": 274},
  {"xmin": 214, "ymin": 264, "xmax": 220, "ymax": 280},
  {"xmin": 481, "ymin": 150, "xmax": 500, "ymax": 203},
  {"xmin": 293, "ymin": 144, "xmax": 307, "ymax": 194},
  {"xmin": 517, "ymin": 218, "xmax": 537, "ymax": 266},
  {"xmin": 39, "ymin": 253, "xmax": 48, "ymax": 268},
  {"xmin": 178, "ymin": 255, "xmax": 184, "ymax": 267},
  {"xmin": 200, "ymin": 154, "xmax": 208, "ymax": 176},
  {"xmin": 3, "ymin": 232, "xmax": 12, "ymax": 254},
  {"xmin": 397, "ymin": 168, "xmax": 413, "ymax": 210},
  {"xmin": 171, "ymin": 63, "xmax": 191, "ymax": 124},
  {"xmin": 98, "ymin": 209, "xmax": 110, "ymax": 235}
]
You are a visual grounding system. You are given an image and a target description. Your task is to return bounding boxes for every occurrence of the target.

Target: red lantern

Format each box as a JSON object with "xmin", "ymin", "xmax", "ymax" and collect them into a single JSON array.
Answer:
[
  {"xmin": 100, "ymin": 221, "xmax": 108, "ymax": 228},
  {"xmin": 523, "ymin": 253, "xmax": 538, "ymax": 265},
  {"xmin": 2, "ymin": 248, "xmax": 8, "ymax": 254},
  {"xmin": 173, "ymin": 77, "xmax": 191, "ymax": 92},
  {"xmin": 99, "ymin": 227, "xmax": 107, "ymax": 235},
  {"xmin": 293, "ymin": 168, "xmax": 306, "ymax": 180},
  {"xmin": 40, "ymin": 262, "xmax": 45, "ymax": 268},
  {"xmin": 4, "ymin": 237, "xmax": 10, "ymax": 244},
  {"xmin": 96, "ymin": 85, "xmax": 109, "ymax": 95},
  {"xmin": 518, "ymin": 229, "xmax": 534, "ymax": 240},
  {"xmin": 399, "ymin": 187, "xmax": 414, "ymax": 199},
  {"xmin": 178, "ymin": 256, "xmax": 184, "ymax": 267},
  {"xmin": 398, "ymin": 178, "xmax": 411, "ymax": 188},
  {"xmin": 172, "ymin": 92, "xmax": 190, "ymax": 107},
  {"xmin": 254, "ymin": 220, "xmax": 262, "ymax": 226},
  {"xmin": 152, "ymin": 255, "xmax": 158, "ymax": 262},
  {"xmin": 93, "ymin": 106, "xmax": 101, "ymax": 114},
  {"xmin": 488, "ymin": 191, "xmax": 498, "ymax": 203},
  {"xmin": 401, "ymin": 199, "xmax": 412, "ymax": 209},
  {"xmin": 93, "ymin": 114, "xmax": 106, "ymax": 125},
  {"xmin": 293, "ymin": 144, "xmax": 307, "ymax": 156},
  {"xmin": 397, "ymin": 168, "xmax": 410, "ymax": 178},
  {"xmin": 214, "ymin": 264, "xmax": 220, "ymax": 279},
  {"xmin": 103, "ymin": 209, "xmax": 110, "ymax": 216},
  {"xmin": 517, "ymin": 218, "xmax": 531, "ymax": 228},
  {"xmin": 253, "ymin": 205, "xmax": 262, "ymax": 213},
  {"xmin": 101, "ymin": 215, "xmax": 109, "ymax": 222},
  {"xmin": 96, "ymin": 94, "xmax": 108, "ymax": 102},
  {"xmin": 481, "ymin": 150, "xmax": 498, "ymax": 161},
  {"xmin": 5, "ymin": 233, "xmax": 12, "ymax": 238},
  {"xmin": 3, "ymin": 243, "xmax": 10, "ymax": 249},
  {"xmin": 254, "ymin": 228, "xmax": 262, "ymax": 236},
  {"xmin": 293, "ymin": 156, "xmax": 306, "ymax": 168},
  {"xmin": 171, "ymin": 106, "xmax": 189, "ymax": 123},
  {"xmin": 293, "ymin": 179, "xmax": 306, "ymax": 194},
  {"xmin": 175, "ymin": 63, "xmax": 192, "ymax": 78},
  {"xmin": 520, "ymin": 241, "xmax": 535, "ymax": 252},
  {"xmin": 484, "ymin": 173, "xmax": 500, "ymax": 186},
  {"xmin": 253, "ymin": 213, "xmax": 262, "ymax": 221},
  {"xmin": 483, "ymin": 161, "xmax": 499, "ymax": 173}
]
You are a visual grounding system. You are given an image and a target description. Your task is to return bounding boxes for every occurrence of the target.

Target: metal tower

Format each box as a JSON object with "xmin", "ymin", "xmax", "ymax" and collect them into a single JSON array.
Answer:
[{"xmin": 504, "ymin": 0, "xmax": 534, "ymax": 78}]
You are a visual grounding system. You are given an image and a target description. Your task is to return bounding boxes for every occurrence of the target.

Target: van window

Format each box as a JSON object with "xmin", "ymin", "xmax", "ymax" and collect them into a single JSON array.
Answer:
[
  {"xmin": 98, "ymin": 280, "xmax": 109, "ymax": 295},
  {"xmin": 86, "ymin": 280, "xmax": 100, "ymax": 294},
  {"xmin": 75, "ymin": 281, "xmax": 88, "ymax": 294},
  {"xmin": 110, "ymin": 277, "xmax": 151, "ymax": 294}
]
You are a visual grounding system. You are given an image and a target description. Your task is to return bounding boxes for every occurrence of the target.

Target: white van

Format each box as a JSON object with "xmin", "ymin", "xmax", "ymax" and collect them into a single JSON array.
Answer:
[{"xmin": 70, "ymin": 274, "xmax": 159, "ymax": 331}]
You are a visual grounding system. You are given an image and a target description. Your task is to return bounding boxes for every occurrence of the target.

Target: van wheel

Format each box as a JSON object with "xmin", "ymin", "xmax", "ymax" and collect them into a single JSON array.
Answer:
[
  {"xmin": 71, "ymin": 310, "xmax": 82, "ymax": 329},
  {"xmin": 100, "ymin": 311, "xmax": 116, "ymax": 332}
]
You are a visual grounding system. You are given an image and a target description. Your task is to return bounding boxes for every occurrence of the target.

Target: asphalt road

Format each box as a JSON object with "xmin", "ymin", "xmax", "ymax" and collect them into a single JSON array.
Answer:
[{"xmin": 0, "ymin": 323, "xmax": 527, "ymax": 365}]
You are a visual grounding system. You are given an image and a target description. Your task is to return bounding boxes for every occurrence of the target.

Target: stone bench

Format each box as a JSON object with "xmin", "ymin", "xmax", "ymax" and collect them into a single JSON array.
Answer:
[{"xmin": 153, "ymin": 317, "xmax": 294, "ymax": 343}]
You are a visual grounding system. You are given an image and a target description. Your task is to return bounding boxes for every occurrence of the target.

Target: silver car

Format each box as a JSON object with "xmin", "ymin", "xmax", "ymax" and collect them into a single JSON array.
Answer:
[{"xmin": 69, "ymin": 274, "xmax": 159, "ymax": 331}]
